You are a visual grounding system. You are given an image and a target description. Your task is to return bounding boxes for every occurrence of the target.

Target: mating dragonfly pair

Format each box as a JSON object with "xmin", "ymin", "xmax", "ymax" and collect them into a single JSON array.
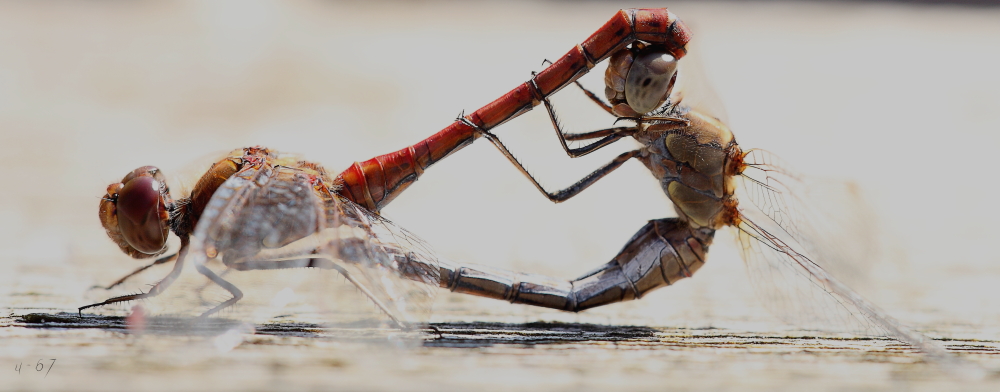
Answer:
[{"xmin": 85, "ymin": 8, "xmax": 953, "ymax": 363}]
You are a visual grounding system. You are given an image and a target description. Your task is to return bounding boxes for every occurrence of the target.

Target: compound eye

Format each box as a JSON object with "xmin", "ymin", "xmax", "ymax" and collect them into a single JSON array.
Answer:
[
  {"xmin": 624, "ymin": 49, "xmax": 678, "ymax": 114},
  {"xmin": 117, "ymin": 175, "xmax": 168, "ymax": 254}
]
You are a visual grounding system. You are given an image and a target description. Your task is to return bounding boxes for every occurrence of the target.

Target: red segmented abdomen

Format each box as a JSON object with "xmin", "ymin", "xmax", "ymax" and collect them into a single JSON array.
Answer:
[
  {"xmin": 337, "ymin": 119, "xmax": 480, "ymax": 211},
  {"xmin": 336, "ymin": 8, "xmax": 690, "ymax": 212}
]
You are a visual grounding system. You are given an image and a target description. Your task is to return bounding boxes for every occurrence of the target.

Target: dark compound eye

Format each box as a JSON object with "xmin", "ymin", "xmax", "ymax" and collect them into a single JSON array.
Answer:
[
  {"xmin": 116, "ymin": 174, "xmax": 169, "ymax": 254},
  {"xmin": 624, "ymin": 48, "xmax": 678, "ymax": 114}
]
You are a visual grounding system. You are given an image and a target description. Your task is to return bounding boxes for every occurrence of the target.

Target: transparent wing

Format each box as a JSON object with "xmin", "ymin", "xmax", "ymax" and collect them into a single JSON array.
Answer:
[
  {"xmin": 734, "ymin": 216, "xmax": 956, "ymax": 362},
  {"xmin": 325, "ymin": 198, "xmax": 440, "ymax": 325},
  {"xmin": 737, "ymin": 149, "xmax": 882, "ymax": 288},
  {"xmin": 668, "ymin": 45, "xmax": 973, "ymax": 372},
  {"xmin": 178, "ymin": 158, "xmax": 438, "ymax": 335},
  {"xmin": 734, "ymin": 215, "xmax": 886, "ymax": 336},
  {"xmin": 733, "ymin": 152, "xmax": 953, "ymax": 361},
  {"xmin": 670, "ymin": 39, "xmax": 729, "ymax": 124}
]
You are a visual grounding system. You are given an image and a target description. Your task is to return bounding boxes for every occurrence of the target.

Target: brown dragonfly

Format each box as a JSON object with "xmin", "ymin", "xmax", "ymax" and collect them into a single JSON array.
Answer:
[
  {"xmin": 83, "ymin": 9, "xmax": 692, "ymax": 329},
  {"xmin": 435, "ymin": 14, "xmax": 968, "ymax": 367}
]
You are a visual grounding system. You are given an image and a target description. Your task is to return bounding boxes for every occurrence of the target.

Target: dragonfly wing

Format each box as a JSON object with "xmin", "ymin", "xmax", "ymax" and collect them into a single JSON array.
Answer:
[
  {"xmin": 329, "ymin": 200, "xmax": 440, "ymax": 325},
  {"xmin": 670, "ymin": 41, "xmax": 729, "ymax": 124},
  {"xmin": 734, "ymin": 212, "xmax": 889, "ymax": 336},
  {"xmin": 185, "ymin": 159, "xmax": 438, "ymax": 328},
  {"xmin": 737, "ymin": 149, "xmax": 886, "ymax": 289},
  {"xmin": 732, "ymin": 153, "xmax": 957, "ymax": 362},
  {"xmin": 734, "ymin": 215, "xmax": 955, "ymax": 362}
]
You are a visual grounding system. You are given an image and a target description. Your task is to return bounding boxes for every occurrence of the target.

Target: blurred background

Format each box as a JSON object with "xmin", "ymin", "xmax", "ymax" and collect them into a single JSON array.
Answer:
[{"xmin": 1, "ymin": 0, "xmax": 999, "ymax": 390}]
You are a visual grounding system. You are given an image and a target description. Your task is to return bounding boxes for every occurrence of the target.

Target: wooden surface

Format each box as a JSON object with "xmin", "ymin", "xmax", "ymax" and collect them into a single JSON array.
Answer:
[{"xmin": 2, "ymin": 1, "xmax": 1000, "ymax": 390}]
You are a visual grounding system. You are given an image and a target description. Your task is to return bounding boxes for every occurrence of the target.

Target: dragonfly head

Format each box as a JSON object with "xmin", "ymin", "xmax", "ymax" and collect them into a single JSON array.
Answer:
[
  {"xmin": 605, "ymin": 43, "xmax": 678, "ymax": 117},
  {"xmin": 99, "ymin": 166, "xmax": 173, "ymax": 258}
]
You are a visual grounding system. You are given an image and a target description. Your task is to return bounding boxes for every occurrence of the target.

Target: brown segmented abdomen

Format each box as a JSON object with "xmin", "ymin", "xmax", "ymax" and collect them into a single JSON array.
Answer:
[{"xmin": 423, "ymin": 218, "xmax": 712, "ymax": 312}]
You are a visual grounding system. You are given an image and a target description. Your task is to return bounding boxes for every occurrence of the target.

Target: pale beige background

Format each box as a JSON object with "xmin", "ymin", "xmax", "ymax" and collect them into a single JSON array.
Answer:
[{"xmin": 2, "ymin": 1, "xmax": 1000, "ymax": 390}]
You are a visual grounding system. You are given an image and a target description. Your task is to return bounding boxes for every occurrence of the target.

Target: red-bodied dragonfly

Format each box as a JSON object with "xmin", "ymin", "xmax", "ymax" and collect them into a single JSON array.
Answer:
[{"xmin": 83, "ymin": 8, "xmax": 692, "ymax": 330}]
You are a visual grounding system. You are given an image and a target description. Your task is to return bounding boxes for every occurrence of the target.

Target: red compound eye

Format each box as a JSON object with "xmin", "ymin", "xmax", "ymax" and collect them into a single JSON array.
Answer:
[
  {"xmin": 107, "ymin": 166, "xmax": 170, "ymax": 255},
  {"xmin": 99, "ymin": 166, "xmax": 172, "ymax": 258},
  {"xmin": 116, "ymin": 175, "xmax": 168, "ymax": 254}
]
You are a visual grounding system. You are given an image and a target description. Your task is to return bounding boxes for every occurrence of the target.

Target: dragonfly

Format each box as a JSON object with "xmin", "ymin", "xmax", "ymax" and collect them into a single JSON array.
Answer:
[
  {"xmin": 441, "ymin": 16, "xmax": 970, "ymax": 367},
  {"xmin": 85, "ymin": 147, "xmax": 444, "ymax": 328},
  {"xmin": 83, "ymin": 8, "xmax": 693, "ymax": 329}
]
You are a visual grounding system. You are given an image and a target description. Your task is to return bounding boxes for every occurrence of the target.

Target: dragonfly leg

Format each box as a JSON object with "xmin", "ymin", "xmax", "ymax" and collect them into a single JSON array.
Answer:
[
  {"xmin": 529, "ymin": 76, "xmax": 637, "ymax": 158},
  {"xmin": 90, "ymin": 252, "xmax": 179, "ymax": 290},
  {"xmin": 535, "ymin": 59, "xmax": 614, "ymax": 116},
  {"xmin": 567, "ymin": 77, "xmax": 688, "ymax": 129},
  {"xmin": 224, "ymin": 256, "xmax": 408, "ymax": 328},
  {"xmin": 194, "ymin": 265, "xmax": 231, "ymax": 305},
  {"xmin": 432, "ymin": 219, "xmax": 714, "ymax": 311},
  {"xmin": 572, "ymin": 80, "xmax": 615, "ymax": 115},
  {"xmin": 461, "ymin": 117, "xmax": 640, "ymax": 203},
  {"xmin": 312, "ymin": 259, "xmax": 408, "ymax": 329},
  {"xmin": 79, "ymin": 237, "xmax": 189, "ymax": 315},
  {"xmin": 192, "ymin": 259, "xmax": 244, "ymax": 319},
  {"xmin": 189, "ymin": 252, "xmax": 324, "ymax": 318},
  {"xmin": 547, "ymin": 69, "xmax": 689, "ymax": 137}
]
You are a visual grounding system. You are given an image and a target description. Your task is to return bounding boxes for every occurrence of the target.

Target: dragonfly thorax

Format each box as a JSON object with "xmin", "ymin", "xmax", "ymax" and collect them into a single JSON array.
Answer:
[
  {"xmin": 637, "ymin": 109, "xmax": 741, "ymax": 230},
  {"xmin": 98, "ymin": 147, "xmax": 291, "ymax": 260}
]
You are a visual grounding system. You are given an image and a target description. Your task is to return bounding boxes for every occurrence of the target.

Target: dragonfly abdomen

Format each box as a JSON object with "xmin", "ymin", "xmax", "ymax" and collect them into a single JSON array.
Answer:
[{"xmin": 432, "ymin": 218, "xmax": 712, "ymax": 312}]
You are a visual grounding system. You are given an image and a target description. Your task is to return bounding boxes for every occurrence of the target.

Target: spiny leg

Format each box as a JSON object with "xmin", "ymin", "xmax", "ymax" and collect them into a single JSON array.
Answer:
[
  {"xmin": 567, "ymin": 79, "xmax": 689, "ymax": 132},
  {"xmin": 561, "ymin": 127, "xmax": 628, "ymax": 141},
  {"xmin": 537, "ymin": 65, "xmax": 688, "ymax": 147},
  {"xmin": 308, "ymin": 259, "xmax": 407, "ymax": 329},
  {"xmin": 538, "ymin": 58, "xmax": 613, "ymax": 115},
  {"xmin": 460, "ymin": 116, "xmax": 640, "ymax": 203},
  {"xmin": 194, "ymin": 265, "xmax": 231, "ymax": 305},
  {"xmin": 79, "ymin": 237, "xmax": 190, "ymax": 315},
  {"xmin": 642, "ymin": 115, "xmax": 690, "ymax": 125},
  {"xmin": 572, "ymin": 79, "xmax": 615, "ymax": 115},
  {"xmin": 529, "ymin": 72, "xmax": 636, "ymax": 158},
  {"xmin": 90, "ymin": 252, "xmax": 179, "ymax": 290},
  {"xmin": 192, "ymin": 259, "xmax": 244, "ymax": 319}
]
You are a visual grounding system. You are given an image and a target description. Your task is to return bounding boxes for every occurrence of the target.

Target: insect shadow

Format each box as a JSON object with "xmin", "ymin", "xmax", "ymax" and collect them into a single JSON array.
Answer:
[{"xmin": 425, "ymin": 321, "xmax": 662, "ymax": 348}]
